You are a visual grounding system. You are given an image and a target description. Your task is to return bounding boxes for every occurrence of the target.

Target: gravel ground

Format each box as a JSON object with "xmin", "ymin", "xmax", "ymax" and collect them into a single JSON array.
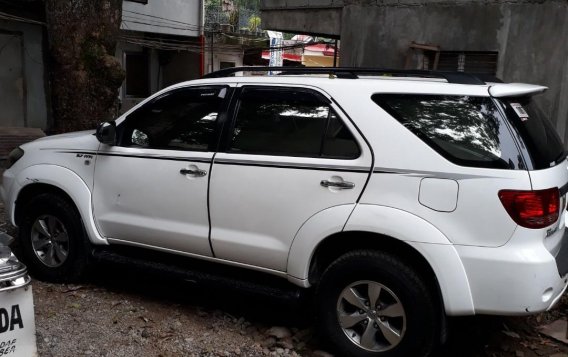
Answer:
[{"xmin": 1, "ymin": 202, "xmax": 567, "ymax": 357}]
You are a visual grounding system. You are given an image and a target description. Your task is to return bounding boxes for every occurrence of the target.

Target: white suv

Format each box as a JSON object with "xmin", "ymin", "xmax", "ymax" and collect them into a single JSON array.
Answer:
[{"xmin": 1, "ymin": 67, "xmax": 567, "ymax": 357}]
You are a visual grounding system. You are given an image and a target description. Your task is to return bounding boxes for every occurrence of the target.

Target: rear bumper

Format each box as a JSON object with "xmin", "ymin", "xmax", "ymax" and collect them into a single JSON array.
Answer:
[{"xmin": 455, "ymin": 229, "xmax": 568, "ymax": 316}]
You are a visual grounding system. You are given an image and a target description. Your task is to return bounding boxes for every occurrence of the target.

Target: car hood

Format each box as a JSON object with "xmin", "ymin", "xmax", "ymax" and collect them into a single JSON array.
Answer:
[{"xmin": 21, "ymin": 130, "xmax": 99, "ymax": 152}]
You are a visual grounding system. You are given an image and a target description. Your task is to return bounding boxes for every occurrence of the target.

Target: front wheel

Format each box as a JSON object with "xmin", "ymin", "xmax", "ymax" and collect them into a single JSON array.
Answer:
[
  {"xmin": 18, "ymin": 193, "xmax": 90, "ymax": 282},
  {"xmin": 315, "ymin": 250, "xmax": 442, "ymax": 357}
]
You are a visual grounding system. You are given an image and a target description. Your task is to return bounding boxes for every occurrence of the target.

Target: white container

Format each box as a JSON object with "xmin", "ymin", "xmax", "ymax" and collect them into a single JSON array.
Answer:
[{"xmin": 0, "ymin": 245, "xmax": 37, "ymax": 357}]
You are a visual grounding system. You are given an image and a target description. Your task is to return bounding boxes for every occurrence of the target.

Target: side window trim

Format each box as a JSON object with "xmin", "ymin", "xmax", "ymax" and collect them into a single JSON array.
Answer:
[
  {"xmin": 116, "ymin": 85, "xmax": 232, "ymax": 153},
  {"xmin": 219, "ymin": 84, "xmax": 361, "ymax": 159}
]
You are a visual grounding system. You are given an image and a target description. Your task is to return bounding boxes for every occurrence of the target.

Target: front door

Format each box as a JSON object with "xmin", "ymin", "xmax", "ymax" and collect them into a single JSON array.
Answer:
[
  {"xmin": 93, "ymin": 85, "xmax": 231, "ymax": 256},
  {"xmin": 209, "ymin": 85, "xmax": 372, "ymax": 271}
]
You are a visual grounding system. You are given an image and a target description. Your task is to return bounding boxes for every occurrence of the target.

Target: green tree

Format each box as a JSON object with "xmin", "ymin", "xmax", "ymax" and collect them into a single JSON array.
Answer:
[{"xmin": 248, "ymin": 15, "xmax": 260, "ymax": 31}]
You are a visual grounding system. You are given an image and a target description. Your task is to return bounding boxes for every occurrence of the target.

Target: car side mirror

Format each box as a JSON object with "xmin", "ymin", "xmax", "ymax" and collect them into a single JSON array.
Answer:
[{"xmin": 96, "ymin": 121, "xmax": 116, "ymax": 146}]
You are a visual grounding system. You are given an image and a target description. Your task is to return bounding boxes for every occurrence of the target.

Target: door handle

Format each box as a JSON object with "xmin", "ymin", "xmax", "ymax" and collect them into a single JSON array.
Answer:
[
  {"xmin": 320, "ymin": 180, "xmax": 355, "ymax": 189},
  {"xmin": 180, "ymin": 168, "xmax": 207, "ymax": 177}
]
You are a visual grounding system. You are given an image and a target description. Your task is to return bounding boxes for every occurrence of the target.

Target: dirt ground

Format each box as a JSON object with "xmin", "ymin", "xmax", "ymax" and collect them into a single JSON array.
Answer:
[{"xmin": 1, "ymin": 203, "xmax": 567, "ymax": 357}]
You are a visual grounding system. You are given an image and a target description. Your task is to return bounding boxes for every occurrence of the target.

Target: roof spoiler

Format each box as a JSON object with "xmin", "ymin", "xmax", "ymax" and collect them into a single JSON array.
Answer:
[{"xmin": 489, "ymin": 83, "xmax": 548, "ymax": 98}]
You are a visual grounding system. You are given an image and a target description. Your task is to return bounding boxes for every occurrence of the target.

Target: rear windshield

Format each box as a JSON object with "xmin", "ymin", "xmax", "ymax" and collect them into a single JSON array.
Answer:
[
  {"xmin": 496, "ymin": 98, "xmax": 565, "ymax": 170},
  {"xmin": 372, "ymin": 94, "xmax": 525, "ymax": 170}
]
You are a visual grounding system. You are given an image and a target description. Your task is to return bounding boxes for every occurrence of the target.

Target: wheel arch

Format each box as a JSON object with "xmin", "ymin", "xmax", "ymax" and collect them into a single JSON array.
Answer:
[
  {"xmin": 11, "ymin": 164, "xmax": 107, "ymax": 245},
  {"xmin": 308, "ymin": 231, "xmax": 446, "ymax": 309},
  {"xmin": 15, "ymin": 183, "xmax": 75, "ymax": 225},
  {"xmin": 287, "ymin": 204, "xmax": 475, "ymax": 315}
]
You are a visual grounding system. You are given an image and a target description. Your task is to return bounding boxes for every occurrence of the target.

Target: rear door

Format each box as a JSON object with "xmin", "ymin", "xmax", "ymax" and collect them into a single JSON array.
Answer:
[{"xmin": 208, "ymin": 85, "xmax": 372, "ymax": 271}]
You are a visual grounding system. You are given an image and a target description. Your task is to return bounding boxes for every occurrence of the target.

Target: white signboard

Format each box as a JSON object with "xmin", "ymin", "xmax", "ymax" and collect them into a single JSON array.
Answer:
[
  {"xmin": 0, "ymin": 286, "xmax": 37, "ymax": 357},
  {"xmin": 267, "ymin": 31, "xmax": 283, "ymax": 75}
]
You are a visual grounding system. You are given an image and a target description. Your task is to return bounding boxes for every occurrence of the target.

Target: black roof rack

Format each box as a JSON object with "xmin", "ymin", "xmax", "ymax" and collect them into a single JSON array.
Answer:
[{"xmin": 202, "ymin": 66, "xmax": 489, "ymax": 85}]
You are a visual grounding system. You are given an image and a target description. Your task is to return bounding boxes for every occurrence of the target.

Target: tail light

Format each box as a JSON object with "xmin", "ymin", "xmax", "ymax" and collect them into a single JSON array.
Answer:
[{"xmin": 498, "ymin": 188, "xmax": 560, "ymax": 229}]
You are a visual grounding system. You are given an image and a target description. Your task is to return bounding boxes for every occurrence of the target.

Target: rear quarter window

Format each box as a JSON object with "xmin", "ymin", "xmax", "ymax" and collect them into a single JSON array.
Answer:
[
  {"xmin": 497, "ymin": 98, "xmax": 565, "ymax": 170},
  {"xmin": 372, "ymin": 94, "xmax": 525, "ymax": 170}
]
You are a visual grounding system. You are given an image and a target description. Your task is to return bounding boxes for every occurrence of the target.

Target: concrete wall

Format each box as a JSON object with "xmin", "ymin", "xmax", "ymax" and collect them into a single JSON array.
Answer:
[
  {"xmin": 122, "ymin": 0, "xmax": 201, "ymax": 37},
  {"xmin": 0, "ymin": 20, "xmax": 48, "ymax": 130},
  {"xmin": 338, "ymin": 0, "xmax": 568, "ymax": 144},
  {"xmin": 204, "ymin": 45, "xmax": 244, "ymax": 74},
  {"xmin": 261, "ymin": 8, "xmax": 342, "ymax": 36}
]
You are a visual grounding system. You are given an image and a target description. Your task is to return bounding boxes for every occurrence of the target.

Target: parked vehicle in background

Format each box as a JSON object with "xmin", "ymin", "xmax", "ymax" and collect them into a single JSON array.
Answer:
[{"xmin": 1, "ymin": 67, "xmax": 567, "ymax": 357}]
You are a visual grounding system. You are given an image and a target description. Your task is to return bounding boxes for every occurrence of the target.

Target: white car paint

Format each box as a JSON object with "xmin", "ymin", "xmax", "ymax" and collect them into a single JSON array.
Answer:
[
  {"xmin": 93, "ymin": 146, "xmax": 214, "ymax": 256},
  {"xmin": 1, "ymin": 74, "xmax": 567, "ymax": 318}
]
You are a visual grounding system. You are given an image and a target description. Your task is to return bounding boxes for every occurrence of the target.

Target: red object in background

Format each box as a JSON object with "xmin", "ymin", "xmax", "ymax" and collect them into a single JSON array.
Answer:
[
  {"xmin": 261, "ymin": 51, "xmax": 301, "ymax": 62},
  {"xmin": 304, "ymin": 44, "xmax": 338, "ymax": 57}
]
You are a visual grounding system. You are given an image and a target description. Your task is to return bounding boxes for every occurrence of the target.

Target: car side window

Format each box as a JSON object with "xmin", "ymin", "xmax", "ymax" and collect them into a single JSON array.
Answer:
[
  {"xmin": 229, "ymin": 87, "xmax": 360, "ymax": 158},
  {"xmin": 120, "ymin": 86, "xmax": 227, "ymax": 151}
]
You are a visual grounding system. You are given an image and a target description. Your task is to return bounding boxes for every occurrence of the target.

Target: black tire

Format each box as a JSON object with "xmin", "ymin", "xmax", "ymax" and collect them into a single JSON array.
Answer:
[
  {"xmin": 315, "ymin": 250, "xmax": 441, "ymax": 357},
  {"xmin": 18, "ymin": 193, "xmax": 90, "ymax": 282}
]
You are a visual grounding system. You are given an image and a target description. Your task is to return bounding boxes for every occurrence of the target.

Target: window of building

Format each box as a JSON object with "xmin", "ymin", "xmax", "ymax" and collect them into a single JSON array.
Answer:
[
  {"xmin": 437, "ymin": 51, "xmax": 499, "ymax": 76},
  {"xmin": 229, "ymin": 87, "xmax": 359, "ymax": 158},
  {"xmin": 125, "ymin": 52, "xmax": 150, "ymax": 98}
]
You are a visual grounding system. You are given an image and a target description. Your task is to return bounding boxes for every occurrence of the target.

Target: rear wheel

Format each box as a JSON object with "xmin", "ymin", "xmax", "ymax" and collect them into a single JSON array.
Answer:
[
  {"xmin": 315, "ymin": 250, "xmax": 441, "ymax": 357},
  {"xmin": 19, "ymin": 193, "xmax": 90, "ymax": 282}
]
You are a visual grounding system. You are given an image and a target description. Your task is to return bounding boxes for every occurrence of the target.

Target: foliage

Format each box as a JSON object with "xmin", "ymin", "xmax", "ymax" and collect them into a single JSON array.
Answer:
[{"xmin": 247, "ymin": 15, "xmax": 260, "ymax": 32}]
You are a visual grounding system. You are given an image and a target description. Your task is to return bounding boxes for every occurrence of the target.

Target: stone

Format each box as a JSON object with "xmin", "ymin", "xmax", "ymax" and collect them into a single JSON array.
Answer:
[
  {"xmin": 276, "ymin": 337, "xmax": 294, "ymax": 350},
  {"xmin": 539, "ymin": 319, "xmax": 568, "ymax": 344},
  {"xmin": 261, "ymin": 337, "xmax": 277, "ymax": 348},
  {"xmin": 266, "ymin": 326, "xmax": 292, "ymax": 339},
  {"xmin": 312, "ymin": 350, "xmax": 334, "ymax": 357}
]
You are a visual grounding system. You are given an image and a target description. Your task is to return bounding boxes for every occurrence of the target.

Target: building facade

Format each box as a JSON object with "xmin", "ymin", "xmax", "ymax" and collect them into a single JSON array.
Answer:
[
  {"xmin": 117, "ymin": 0, "xmax": 204, "ymax": 112},
  {"xmin": 0, "ymin": 0, "xmax": 48, "ymax": 130},
  {"xmin": 261, "ymin": 0, "xmax": 568, "ymax": 144}
]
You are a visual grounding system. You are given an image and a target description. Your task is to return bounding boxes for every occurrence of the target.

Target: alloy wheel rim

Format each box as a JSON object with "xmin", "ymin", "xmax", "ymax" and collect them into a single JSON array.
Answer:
[
  {"xmin": 336, "ymin": 280, "xmax": 407, "ymax": 352},
  {"xmin": 31, "ymin": 215, "xmax": 70, "ymax": 268}
]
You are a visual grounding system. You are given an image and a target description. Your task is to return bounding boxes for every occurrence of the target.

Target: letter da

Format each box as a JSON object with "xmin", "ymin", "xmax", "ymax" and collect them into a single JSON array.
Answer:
[
  {"xmin": 9, "ymin": 305, "xmax": 23, "ymax": 331},
  {"xmin": 0, "ymin": 308, "xmax": 8, "ymax": 333}
]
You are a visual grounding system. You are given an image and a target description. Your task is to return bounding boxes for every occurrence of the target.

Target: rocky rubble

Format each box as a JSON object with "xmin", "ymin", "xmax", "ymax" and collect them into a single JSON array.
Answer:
[{"xmin": 32, "ymin": 279, "xmax": 326, "ymax": 357}]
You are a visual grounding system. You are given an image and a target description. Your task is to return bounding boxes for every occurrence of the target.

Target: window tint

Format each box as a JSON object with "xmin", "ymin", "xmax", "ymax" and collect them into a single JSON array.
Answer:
[
  {"xmin": 120, "ymin": 87, "xmax": 226, "ymax": 151},
  {"xmin": 372, "ymin": 94, "xmax": 524, "ymax": 169},
  {"xmin": 322, "ymin": 112, "xmax": 360, "ymax": 159},
  {"xmin": 498, "ymin": 98, "xmax": 565, "ymax": 170},
  {"xmin": 230, "ymin": 88, "xmax": 359, "ymax": 158}
]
